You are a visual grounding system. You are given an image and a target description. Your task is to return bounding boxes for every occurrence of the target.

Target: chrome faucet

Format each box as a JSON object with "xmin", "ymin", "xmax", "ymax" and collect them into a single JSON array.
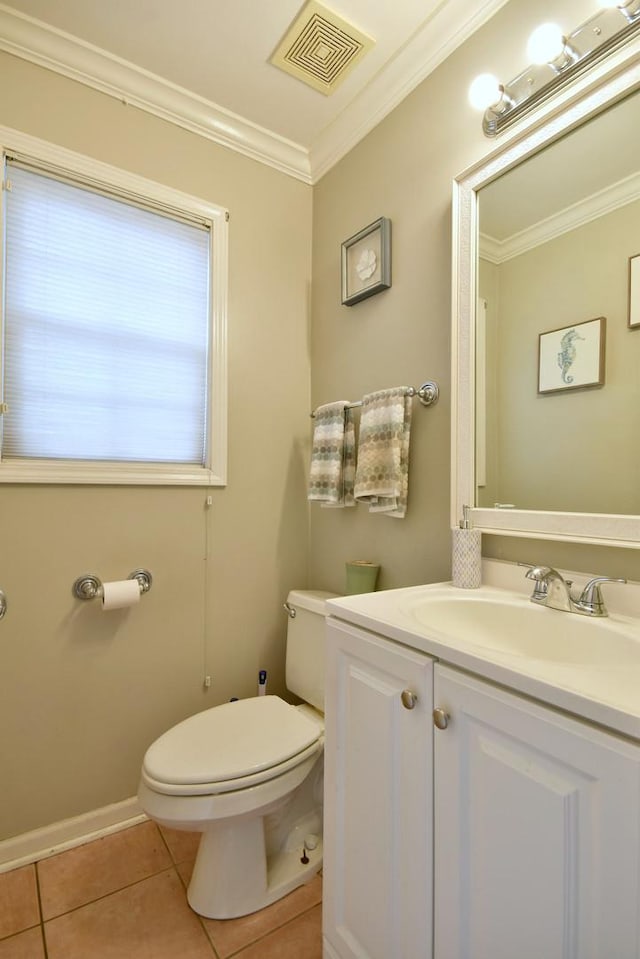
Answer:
[{"xmin": 524, "ymin": 566, "xmax": 627, "ymax": 617}]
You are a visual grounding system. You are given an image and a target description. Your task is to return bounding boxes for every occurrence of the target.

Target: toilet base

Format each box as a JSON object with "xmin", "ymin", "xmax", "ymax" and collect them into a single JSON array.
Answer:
[
  {"xmin": 138, "ymin": 716, "xmax": 325, "ymax": 920},
  {"xmin": 187, "ymin": 811, "xmax": 323, "ymax": 919}
]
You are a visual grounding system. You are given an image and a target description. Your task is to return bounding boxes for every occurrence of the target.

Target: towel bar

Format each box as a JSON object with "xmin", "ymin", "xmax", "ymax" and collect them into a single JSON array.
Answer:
[{"xmin": 311, "ymin": 380, "xmax": 439, "ymax": 417}]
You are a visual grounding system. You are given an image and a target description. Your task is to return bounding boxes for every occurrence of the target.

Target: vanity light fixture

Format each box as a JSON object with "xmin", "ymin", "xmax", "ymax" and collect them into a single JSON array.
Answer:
[
  {"xmin": 599, "ymin": 0, "xmax": 640, "ymax": 21},
  {"xmin": 470, "ymin": 3, "xmax": 640, "ymax": 136}
]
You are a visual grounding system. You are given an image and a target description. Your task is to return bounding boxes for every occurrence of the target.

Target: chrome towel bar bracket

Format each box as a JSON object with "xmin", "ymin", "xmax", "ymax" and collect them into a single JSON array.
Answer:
[
  {"xmin": 413, "ymin": 381, "xmax": 439, "ymax": 407},
  {"xmin": 311, "ymin": 380, "xmax": 439, "ymax": 417},
  {"xmin": 73, "ymin": 569, "xmax": 153, "ymax": 601}
]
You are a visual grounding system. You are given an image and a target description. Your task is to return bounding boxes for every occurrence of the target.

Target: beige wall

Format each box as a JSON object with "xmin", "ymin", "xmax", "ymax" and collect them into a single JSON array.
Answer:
[
  {"xmin": 4, "ymin": 0, "xmax": 640, "ymax": 843},
  {"xmin": 479, "ymin": 200, "xmax": 640, "ymax": 515},
  {"xmin": 0, "ymin": 53, "xmax": 313, "ymax": 840},
  {"xmin": 309, "ymin": 0, "xmax": 640, "ymax": 590}
]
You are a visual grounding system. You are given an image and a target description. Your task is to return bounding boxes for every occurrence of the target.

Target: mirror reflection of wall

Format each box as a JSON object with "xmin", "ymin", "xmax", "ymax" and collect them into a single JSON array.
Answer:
[{"xmin": 477, "ymin": 89, "xmax": 640, "ymax": 515}]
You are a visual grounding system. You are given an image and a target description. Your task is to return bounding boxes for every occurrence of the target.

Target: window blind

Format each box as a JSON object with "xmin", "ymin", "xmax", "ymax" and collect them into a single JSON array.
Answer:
[{"xmin": 3, "ymin": 162, "xmax": 211, "ymax": 465}]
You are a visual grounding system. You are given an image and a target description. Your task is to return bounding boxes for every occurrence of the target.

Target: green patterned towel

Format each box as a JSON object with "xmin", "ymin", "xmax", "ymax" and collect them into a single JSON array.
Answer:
[
  {"xmin": 308, "ymin": 401, "xmax": 355, "ymax": 508},
  {"xmin": 354, "ymin": 387, "xmax": 412, "ymax": 518}
]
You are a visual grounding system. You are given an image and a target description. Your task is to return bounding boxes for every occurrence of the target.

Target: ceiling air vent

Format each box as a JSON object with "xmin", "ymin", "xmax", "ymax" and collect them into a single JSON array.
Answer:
[{"xmin": 270, "ymin": 0, "xmax": 375, "ymax": 96}]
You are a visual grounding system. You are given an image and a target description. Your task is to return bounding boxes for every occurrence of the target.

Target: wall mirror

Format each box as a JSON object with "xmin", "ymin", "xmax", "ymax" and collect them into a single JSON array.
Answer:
[{"xmin": 452, "ymin": 33, "xmax": 640, "ymax": 548}]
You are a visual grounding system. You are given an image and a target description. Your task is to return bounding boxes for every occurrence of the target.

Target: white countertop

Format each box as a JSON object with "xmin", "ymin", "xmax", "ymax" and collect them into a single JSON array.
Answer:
[{"xmin": 326, "ymin": 560, "xmax": 640, "ymax": 741}]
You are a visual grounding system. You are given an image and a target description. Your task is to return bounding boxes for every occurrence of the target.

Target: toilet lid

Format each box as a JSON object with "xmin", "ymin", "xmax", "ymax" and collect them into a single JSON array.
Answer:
[{"xmin": 143, "ymin": 695, "xmax": 322, "ymax": 786}]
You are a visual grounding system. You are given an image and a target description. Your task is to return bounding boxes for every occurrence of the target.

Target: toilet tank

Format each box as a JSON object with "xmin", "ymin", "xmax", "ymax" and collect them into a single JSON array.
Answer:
[{"xmin": 285, "ymin": 589, "xmax": 339, "ymax": 712}]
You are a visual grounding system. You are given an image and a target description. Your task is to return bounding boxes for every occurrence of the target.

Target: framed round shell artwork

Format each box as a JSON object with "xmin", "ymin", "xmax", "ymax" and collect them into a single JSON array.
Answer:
[{"xmin": 341, "ymin": 216, "xmax": 391, "ymax": 306}]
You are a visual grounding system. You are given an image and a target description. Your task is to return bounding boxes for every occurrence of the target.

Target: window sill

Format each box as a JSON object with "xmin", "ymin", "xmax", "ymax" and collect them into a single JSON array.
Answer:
[{"xmin": 0, "ymin": 459, "xmax": 225, "ymax": 486}]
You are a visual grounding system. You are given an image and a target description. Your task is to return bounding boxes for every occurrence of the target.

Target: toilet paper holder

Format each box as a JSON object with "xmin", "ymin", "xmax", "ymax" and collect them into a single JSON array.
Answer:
[{"xmin": 73, "ymin": 569, "xmax": 153, "ymax": 601}]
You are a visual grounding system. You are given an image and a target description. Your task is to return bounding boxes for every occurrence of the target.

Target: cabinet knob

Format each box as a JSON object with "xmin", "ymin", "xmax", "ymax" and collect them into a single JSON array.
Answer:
[
  {"xmin": 400, "ymin": 689, "xmax": 418, "ymax": 710},
  {"xmin": 433, "ymin": 707, "xmax": 450, "ymax": 730}
]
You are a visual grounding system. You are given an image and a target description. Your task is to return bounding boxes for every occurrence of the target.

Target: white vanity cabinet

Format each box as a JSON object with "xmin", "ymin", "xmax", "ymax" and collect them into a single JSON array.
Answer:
[
  {"xmin": 323, "ymin": 617, "xmax": 434, "ymax": 959},
  {"xmin": 324, "ymin": 616, "xmax": 640, "ymax": 959},
  {"xmin": 433, "ymin": 664, "xmax": 640, "ymax": 959}
]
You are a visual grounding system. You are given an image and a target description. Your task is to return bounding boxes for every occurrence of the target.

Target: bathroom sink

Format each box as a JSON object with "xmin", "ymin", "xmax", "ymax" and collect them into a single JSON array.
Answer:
[{"xmin": 400, "ymin": 589, "xmax": 640, "ymax": 666}]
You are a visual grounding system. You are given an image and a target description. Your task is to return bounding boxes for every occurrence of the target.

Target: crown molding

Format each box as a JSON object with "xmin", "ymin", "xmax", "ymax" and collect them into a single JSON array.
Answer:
[
  {"xmin": 0, "ymin": 0, "xmax": 508, "ymax": 185},
  {"xmin": 309, "ymin": 0, "xmax": 510, "ymax": 182},
  {"xmin": 0, "ymin": 4, "xmax": 313, "ymax": 183},
  {"xmin": 480, "ymin": 170, "xmax": 640, "ymax": 264}
]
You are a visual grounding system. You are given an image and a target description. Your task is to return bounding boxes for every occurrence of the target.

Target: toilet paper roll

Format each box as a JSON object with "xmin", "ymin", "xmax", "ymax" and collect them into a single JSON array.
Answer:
[{"xmin": 101, "ymin": 579, "xmax": 141, "ymax": 611}]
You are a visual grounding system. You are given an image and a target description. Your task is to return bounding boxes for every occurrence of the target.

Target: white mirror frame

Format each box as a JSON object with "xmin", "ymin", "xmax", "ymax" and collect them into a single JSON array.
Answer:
[{"xmin": 452, "ymin": 34, "xmax": 640, "ymax": 549}]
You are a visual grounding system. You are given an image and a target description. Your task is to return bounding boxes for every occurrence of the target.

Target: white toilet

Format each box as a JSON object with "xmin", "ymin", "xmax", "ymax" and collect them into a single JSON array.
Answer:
[{"xmin": 137, "ymin": 589, "xmax": 336, "ymax": 919}]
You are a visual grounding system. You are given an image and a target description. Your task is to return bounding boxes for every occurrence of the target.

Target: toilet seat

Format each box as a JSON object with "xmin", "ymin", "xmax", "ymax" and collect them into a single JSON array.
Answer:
[{"xmin": 142, "ymin": 695, "xmax": 323, "ymax": 797}]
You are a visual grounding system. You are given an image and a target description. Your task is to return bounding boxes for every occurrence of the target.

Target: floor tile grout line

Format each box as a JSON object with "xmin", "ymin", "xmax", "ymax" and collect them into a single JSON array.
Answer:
[
  {"xmin": 0, "ymin": 883, "xmax": 322, "ymax": 959},
  {"xmin": 196, "ymin": 912, "xmax": 223, "ymax": 959},
  {"xmin": 155, "ymin": 823, "xmax": 194, "ymax": 870},
  {"xmin": 0, "ymin": 922, "xmax": 40, "ymax": 946},
  {"xmin": 37, "ymin": 864, "xmax": 182, "ymax": 924},
  {"xmin": 33, "ymin": 861, "xmax": 50, "ymax": 959},
  {"xmin": 150, "ymin": 827, "xmax": 323, "ymax": 956},
  {"xmin": 32, "ymin": 823, "xmax": 184, "ymax": 923},
  {"xmin": 223, "ymin": 897, "xmax": 324, "ymax": 959},
  {"xmin": 33, "ymin": 846, "xmax": 217, "ymax": 959},
  {"xmin": 155, "ymin": 823, "xmax": 176, "ymax": 862},
  {"xmin": 129, "ymin": 824, "xmax": 219, "ymax": 958},
  {"xmin": 169, "ymin": 861, "xmax": 222, "ymax": 959}
]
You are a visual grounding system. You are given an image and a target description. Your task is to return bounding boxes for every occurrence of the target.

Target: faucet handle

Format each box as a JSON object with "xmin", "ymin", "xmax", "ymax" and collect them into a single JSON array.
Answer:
[
  {"xmin": 522, "ymin": 564, "xmax": 551, "ymax": 601},
  {"xmin": 577, "ymin": 576, "xmax": 627, "ymax": 616},
  {"xmin": 523, "ymin": 565, "xmax": 551, "ymax": 577}
]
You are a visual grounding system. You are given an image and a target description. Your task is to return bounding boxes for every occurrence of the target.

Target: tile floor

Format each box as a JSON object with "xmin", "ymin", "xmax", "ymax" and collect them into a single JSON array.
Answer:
[{"xmin": 0, "ymin": 821, "xmax": 322, "ymax": 958}]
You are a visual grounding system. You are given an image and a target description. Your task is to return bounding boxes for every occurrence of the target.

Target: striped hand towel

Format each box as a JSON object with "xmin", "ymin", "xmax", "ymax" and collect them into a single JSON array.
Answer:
[
  {"xmin": 354, "ymin": 387, "xmax": 412, "ymax": 518},
  {"xmin": 307, "ymin": 401, "xmax": 355, "ymax": 508}
]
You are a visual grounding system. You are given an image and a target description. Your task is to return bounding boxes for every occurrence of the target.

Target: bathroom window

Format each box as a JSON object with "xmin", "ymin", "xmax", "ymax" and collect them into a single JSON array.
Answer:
[{"xmin": 1, "ymin": 136, "xmax": 228, "ymax": 485}]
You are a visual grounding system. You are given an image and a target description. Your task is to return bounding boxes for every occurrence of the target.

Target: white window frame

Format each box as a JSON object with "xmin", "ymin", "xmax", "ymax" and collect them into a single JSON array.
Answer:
[{"xmin": 0, "ymin": 126, "xmax": 228, "ymax": 486}]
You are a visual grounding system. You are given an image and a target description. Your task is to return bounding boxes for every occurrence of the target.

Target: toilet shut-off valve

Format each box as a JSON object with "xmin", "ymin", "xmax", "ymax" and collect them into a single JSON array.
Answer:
[{"xmin": 300, "ymin": 834, "xmax": 319, "ymax": 864}]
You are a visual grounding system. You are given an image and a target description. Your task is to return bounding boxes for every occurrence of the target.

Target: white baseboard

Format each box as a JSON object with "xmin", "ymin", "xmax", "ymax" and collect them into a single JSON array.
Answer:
[{"xmin": 0, "ymin": 797, "xmax": 147, "ymax": 872}]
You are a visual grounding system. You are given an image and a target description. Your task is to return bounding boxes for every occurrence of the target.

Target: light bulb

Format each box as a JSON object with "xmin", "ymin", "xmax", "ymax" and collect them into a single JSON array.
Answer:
[
  {"xmin": 468, "ymin": 74, "xmax": 502, "ymax": 111},
  {"xmin": 526, "ymin": 23, "xmax": 565, "ymax": 64}
]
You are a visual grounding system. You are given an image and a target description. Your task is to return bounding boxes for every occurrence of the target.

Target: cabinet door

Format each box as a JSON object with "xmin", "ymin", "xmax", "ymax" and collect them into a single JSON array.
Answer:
[
  {"xmin": 323, "ymin": 618, "xmax": 433, "ymax": 959},
  {"xmin": 433, "ymin": 664, "xmax": 640, "ymax": 959}
]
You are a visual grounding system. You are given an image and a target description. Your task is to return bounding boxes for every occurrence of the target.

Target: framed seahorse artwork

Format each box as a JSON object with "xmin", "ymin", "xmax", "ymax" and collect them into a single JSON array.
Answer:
[
  {"xmin": 538, "ymin": 317, "xmax": 606, "ymax": 395},
  {"xmin": 629, "ymin": 253, "xmax": 640, "ymax": 329}
]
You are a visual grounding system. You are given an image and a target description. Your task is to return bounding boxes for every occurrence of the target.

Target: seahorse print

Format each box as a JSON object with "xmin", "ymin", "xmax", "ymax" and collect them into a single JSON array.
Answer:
[{"xmin": 557, "ymin": 328, "xmax": 584, "ymax": 384}]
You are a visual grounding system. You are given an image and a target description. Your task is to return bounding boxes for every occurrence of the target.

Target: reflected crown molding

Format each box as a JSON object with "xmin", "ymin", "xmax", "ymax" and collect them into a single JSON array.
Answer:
[
  {"xmin": 480, "ymin": 170, "xmax": 640, "ymax": 263},
  {"xmin": 0, "ymin": 0, "xmax": 507, "ymax": 184}
]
